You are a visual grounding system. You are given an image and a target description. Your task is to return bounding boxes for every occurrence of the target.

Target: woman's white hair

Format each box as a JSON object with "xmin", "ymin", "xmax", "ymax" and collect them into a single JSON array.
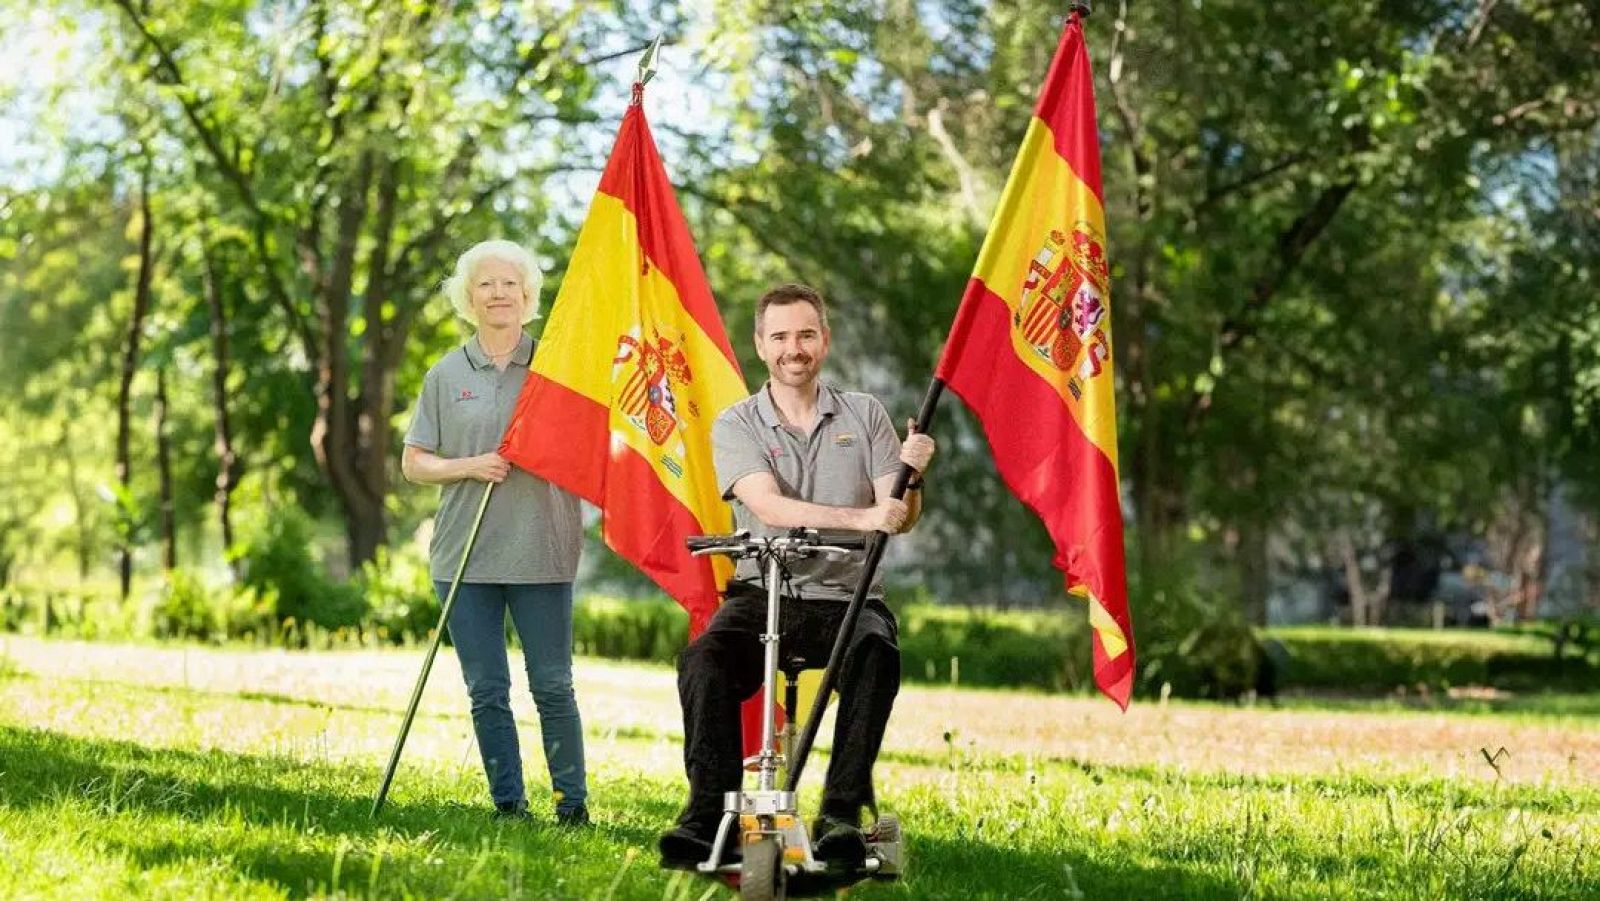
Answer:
[{"xmin": 442, "ymin": 239, "xmax": 544, "ymax": 324}]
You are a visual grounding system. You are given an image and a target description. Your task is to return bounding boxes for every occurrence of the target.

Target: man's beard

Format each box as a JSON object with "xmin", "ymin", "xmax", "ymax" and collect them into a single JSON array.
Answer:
[{"xmin": 771, "ymin": 354, "xmax": 816, "ymax": 385}]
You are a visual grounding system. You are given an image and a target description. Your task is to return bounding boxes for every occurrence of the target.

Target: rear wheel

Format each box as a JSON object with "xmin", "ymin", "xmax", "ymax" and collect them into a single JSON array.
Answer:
[
  {"xmin": 740, "ymin": 836, "xmax": 785, "ymax": 901},
  {"xmin": 868, "ymin": 814, "xmax": 904, "ymax": 880},
  {"xmin": 869, "ymin": 814, "xmax": 901, "ymax": 843}
]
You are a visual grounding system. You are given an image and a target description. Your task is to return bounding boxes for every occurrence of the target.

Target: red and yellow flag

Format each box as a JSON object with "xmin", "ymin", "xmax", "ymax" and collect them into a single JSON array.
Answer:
[
  {"xmin": 500, "ymin": 87, "xmax": 745, "ymax": 634},
  {"xmin": 934, "ymin": 12, "xmax": 1135, "ymax": 707}
]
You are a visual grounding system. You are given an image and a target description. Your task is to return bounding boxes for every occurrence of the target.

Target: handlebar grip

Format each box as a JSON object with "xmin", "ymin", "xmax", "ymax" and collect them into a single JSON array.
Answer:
[
  {"xmin": 824, "ymin": 536, "xmax": 868, "ymax": 551},
  {"xmin": 685, "ymin": 533, "xmax": 745, "ymax": 551}
]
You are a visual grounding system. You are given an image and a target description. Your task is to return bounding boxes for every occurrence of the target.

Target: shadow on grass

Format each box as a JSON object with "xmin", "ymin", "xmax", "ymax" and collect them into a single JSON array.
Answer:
[
  {"xmin": 0, "ymin": 725, "xmax": 1261, "ymax": 899},
  {"xmin": 0, "ymin": 724, "xmax": 688, "ymax": 897},
  {"xmin": 898, "ymin": 831, "xmax": 1243, "ymax": 901}
]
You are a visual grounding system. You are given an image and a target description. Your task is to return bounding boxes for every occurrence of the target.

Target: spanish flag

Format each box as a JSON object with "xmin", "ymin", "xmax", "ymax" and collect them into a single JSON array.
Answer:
[
  {"xmin": 934, "ymin": 12, "xmax": 1135, "ymax": 707},
  {"xmin": 500, "ymin": 83, "xmax": 745, "ymax": 634}
]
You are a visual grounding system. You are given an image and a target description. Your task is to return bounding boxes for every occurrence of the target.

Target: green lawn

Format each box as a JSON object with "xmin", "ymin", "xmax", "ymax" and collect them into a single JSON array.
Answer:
[{"xmin": 0, "ymin": 636, "xmax": 1595, "ymax": 899}]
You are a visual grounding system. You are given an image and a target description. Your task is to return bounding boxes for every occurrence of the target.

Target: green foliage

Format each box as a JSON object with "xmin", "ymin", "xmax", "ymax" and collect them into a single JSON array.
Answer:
[
  {"xmin": 150, "ymin": 570, "xmax": 215, "ymax": 641},
  {"xmin": 357, "ymin": 545, "xmax": 439, "ymax": 645},
  {"xmin": 1127, "ymin": 544, "xmax": 1264, "ymax": 699},
  {"xmin": 565, "ymin": 592, "xmax": 1254, "ymax": 700},
  {"xmin": 1135, "ymin": 586, "xmax": 1261, "ymax": 701},
  {"xmin": 572, "ymin": 595, "xmax": 689, "ymax": 662},
  {"xmin": 150, "ymin": 570, "xmax": 274, "ymax": 642},
  {"xmin": 1266, "ymin": 626, "xmax": 1600, "ymax": 694},
  {"xmin": 234, "ymin": 509, "xmax": 365, "ymax": 637},
  {"xmin": 898, "ymin": 605, "xmax": 1088, "ymax": 692},
  {"xmin": 0, "ymin": 582, "xmax": 136, "ymax": 640},
  {"xmin": 686, "ymin": 0, "xmax": 1600, "ymax": 618}
]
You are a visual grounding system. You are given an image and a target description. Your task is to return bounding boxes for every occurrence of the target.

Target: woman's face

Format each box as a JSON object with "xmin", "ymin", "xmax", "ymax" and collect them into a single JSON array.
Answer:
[{"xmin": 468, "ymin": 258, "xmax": 528, "ymax": 328}]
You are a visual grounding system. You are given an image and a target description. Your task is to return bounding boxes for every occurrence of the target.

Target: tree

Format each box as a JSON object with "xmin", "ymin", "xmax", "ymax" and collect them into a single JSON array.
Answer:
[
  {"xmin": 103, "ymin": 0, "xmax": 633, "ymax": 567},
  {"xmin": 114, "ymin": 154, "xmax": 157, "ymax": 598},
  {"xmin": 675, "ymin": 0, "xmax": 1600, "ymax": 618}
]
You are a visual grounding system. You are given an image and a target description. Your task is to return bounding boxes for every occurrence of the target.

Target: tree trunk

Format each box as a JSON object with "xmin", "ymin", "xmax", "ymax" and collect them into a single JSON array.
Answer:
[
  {"xmin": 350, "ymin": 156, "xmax": 404, "ymax": 572},
  {"xmin": 1518, "ymin": 516, "xmax": 1548, "ymax": 622},
  {"xmin": 1519, "ymin": 469, "xmax": 1557, "ymax": 621},
  {"xmin": 345, "ymin": 503, "xmax": 386, "ymax": 578},
  {"xmin": 202, "ymin": 241, "xmax": 240, "ymax": 569},
  {"xmin": 116, "ymin": 162, "xmax": 156, "ymax": 600},
  {"xmin": 1586, "ymin": 512, "xmax": 1600, "ymax": 614},
  {"xmin": 1338, "ymin": 531, "xmax": 1369, "ymax": 626},
  {"xmin": 310, "ymin": 151, "xmax": 385, "ymax": 572},
  {"xmin": 1238, "ymin": 518, "xmax": 1270, "ymax": 627},
  {"xmin": 154, "ymin": 364, "xmax": 176, "ymax": 571}
]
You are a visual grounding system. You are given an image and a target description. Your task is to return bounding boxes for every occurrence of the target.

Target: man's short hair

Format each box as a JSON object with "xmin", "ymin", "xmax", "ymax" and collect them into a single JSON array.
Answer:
[{"xmin": 755, "ymin": 283, "xmax": 829, "ymax": 335}]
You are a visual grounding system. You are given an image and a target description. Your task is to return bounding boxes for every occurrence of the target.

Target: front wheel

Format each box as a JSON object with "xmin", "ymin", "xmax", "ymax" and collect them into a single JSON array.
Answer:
[{"xmin": 740, "ymin": 836, "xmax": 785, "ymax": 901}]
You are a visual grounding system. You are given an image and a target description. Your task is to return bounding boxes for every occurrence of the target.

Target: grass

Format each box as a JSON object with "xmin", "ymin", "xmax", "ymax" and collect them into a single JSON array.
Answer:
[{"xmin": 0, "ymin": 636, "xmax": 1596, "ymax": 899}]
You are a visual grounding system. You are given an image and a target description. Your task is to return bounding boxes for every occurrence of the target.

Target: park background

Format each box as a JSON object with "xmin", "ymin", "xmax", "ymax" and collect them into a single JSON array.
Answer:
[{"xmin": 1, "ymin": 1, "xmax": 1597, "ymax": 898}]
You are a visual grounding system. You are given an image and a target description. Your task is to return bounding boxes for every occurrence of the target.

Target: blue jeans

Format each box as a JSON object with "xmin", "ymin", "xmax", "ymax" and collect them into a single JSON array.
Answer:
[{"xmin": 439, "ymin": 581, "xmax": 588, "ymax": 811}]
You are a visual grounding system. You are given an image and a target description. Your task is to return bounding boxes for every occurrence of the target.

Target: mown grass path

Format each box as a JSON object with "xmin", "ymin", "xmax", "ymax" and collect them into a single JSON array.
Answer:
[{"xmin": 0, "ymin": 636, "xmax": 1595, "ymax": 899}]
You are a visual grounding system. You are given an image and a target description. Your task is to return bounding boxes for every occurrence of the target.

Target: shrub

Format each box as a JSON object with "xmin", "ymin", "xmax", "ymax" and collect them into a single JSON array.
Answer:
[
  {"xmin": 0, "ymin": 582, "xmax": 134, "ymax": 640},
  {"xmin": 573, "ymin": 596, "xmax": 688, "ymax": 662},
  {"xmin": 360, "ymin": 545, "xmax": 439, "ymax": 645},
  {"xmin": 1129, "ymin": 551, "xmax": 1262, "ymax": 700},
  {"xmin": 898, "ymin": 605, "xmax": 1089, "ymax": 691},
  {"xmin": 214, "ymin": 583, "xmax": 278, "ymax": 642},
  {"xmin": 0, "ymin": 586, "xmax": 26, "ymax": 633},
  {"xmin": 152, "ymin": 570, "xmax": 217, "ymax": 641},
  {"xmin": 234, "ymin": 508, "xmax": 366, "ymax": 637},
  {"xmin": 1263, "ymin": 626, "xmax": 1600, "ymax": 693}
]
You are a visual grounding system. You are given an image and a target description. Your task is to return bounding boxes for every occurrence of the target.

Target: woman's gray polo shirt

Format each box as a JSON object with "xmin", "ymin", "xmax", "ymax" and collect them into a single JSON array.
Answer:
[
  {"xmin": 404, "ymin": 334, "xmax": 582, "ymax": 584},
  {"xmin": 711, "ymin": 382, "xmax": 901, "ymax": 600}
]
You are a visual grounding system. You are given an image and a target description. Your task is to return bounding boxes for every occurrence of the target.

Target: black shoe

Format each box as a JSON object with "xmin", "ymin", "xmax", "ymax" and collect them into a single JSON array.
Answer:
[
  {"xmin": 659, "ymin": 823, "xmax": 739, "ymax": 870},
  {"xmin": 492, "ymin": 800, "xmax": 531, "ymax": 821},
  {"xmin": 556, "ymin": 804, "xmax": 591, "ymax": 827},
  {"xmin": 812, "ymin": 814, "xmax": 867, "ymax": 869}
]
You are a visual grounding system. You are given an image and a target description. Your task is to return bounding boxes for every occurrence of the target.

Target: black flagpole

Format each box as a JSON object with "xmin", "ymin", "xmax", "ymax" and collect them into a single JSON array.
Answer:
[{"xmin": 784, "ymin": 378, "xmax": 945, "ymax": 792}]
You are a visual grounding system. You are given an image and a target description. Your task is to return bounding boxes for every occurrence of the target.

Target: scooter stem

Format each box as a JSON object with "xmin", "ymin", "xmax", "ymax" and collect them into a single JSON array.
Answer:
[{"xmin": 756, "ymin": 551, "xmax": 785, "ymax": 791}]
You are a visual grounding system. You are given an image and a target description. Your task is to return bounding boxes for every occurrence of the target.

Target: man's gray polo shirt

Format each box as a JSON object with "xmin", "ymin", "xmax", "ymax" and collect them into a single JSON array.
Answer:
[
  {"xmin": 404, "ymin": 333, "xmax": 582, "ymax": 584},
  {"xmin": 712, "ymin": 382, "xmax": 901, "ymax": 600}
]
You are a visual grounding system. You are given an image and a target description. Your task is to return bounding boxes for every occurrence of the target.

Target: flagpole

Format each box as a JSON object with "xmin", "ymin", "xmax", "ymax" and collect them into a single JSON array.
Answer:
[
  {"xmin": 784, "ymin": 377, "xmax": 946, "ymax": 792},
  {"xmin": 372, "ymin": 480, "xmax": 496, "ymax": 817}
]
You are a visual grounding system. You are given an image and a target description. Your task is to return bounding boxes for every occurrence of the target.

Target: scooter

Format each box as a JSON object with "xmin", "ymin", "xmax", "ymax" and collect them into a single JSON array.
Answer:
[{"xmin": 685, "ymin": 529, "xmax": 904, "ymax": 900}]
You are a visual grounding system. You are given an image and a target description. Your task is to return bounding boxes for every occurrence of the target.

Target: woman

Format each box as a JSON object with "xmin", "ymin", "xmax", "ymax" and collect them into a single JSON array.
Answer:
[{"xmin": 401, "ymin": 239, "xmax": 589, "ymax": 825}]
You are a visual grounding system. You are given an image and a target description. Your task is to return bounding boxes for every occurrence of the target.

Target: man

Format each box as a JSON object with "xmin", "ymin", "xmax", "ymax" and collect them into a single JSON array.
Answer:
[{"xmin": 659, "ymin": 283, "xmax": 935, "ymax": 869}]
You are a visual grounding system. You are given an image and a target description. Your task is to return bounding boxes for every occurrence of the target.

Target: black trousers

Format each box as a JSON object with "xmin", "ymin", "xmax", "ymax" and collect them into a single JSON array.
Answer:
[{"xmin": 675, "ymin": 581, "xmax": 901, "ymax": 828}]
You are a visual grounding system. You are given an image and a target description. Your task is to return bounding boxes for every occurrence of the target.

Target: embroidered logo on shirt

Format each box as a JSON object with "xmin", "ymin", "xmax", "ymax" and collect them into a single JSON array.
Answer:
[
  {"xmin": 768, "ymin": 446, "xmax": 787, "ymax": 458},
  {"xmin": 456, "ymin": 388, "xmax": 479, "ymax": 402},
  {"xmin": 834, "ymin": 434, "xmax": 856, "ymax": 447}
]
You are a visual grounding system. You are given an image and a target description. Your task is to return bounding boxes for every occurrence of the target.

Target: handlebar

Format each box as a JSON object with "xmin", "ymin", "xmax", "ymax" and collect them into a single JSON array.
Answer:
[{"xmin": 685, "ymin": 528, "xmax": 869, "ymax": 559}]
